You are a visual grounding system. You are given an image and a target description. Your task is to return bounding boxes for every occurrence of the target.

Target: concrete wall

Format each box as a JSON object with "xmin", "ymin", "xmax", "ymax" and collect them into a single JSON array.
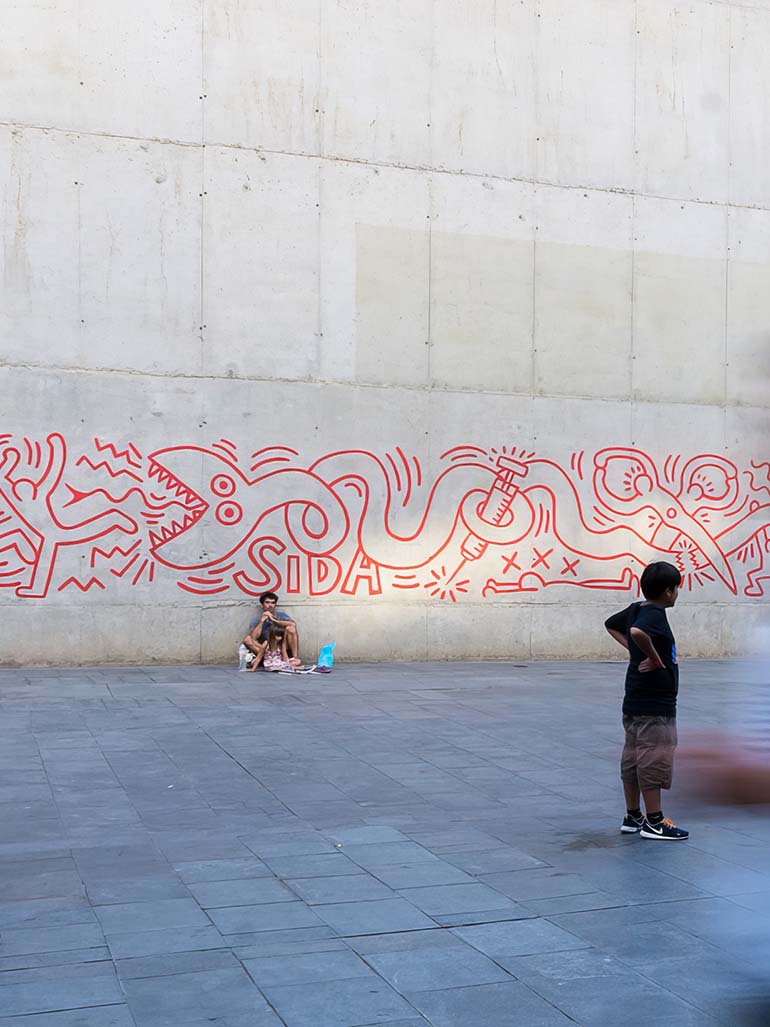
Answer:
[{"xmin": 2, "ymin": 0, "xmax": 770, "ymax": 665}]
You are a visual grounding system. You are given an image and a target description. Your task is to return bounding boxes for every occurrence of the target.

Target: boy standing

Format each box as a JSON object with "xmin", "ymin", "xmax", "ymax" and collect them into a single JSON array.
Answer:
[{"xmin": 605, "ymin": 561, "xmax": 689, "ymax": 840}]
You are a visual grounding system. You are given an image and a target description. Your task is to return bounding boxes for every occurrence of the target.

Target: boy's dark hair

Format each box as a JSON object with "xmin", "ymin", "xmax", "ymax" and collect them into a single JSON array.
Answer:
[
  {"xmin": 259, "ymin": 591, "xmax": 279, "ymax": 605},
  {"xmin": 640, "ymin": 561, "xmax": 682, "ymax": 600}
]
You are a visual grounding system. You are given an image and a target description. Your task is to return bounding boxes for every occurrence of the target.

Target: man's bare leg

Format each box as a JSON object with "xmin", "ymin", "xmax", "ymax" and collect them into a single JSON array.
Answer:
[
  {"xmin": 285, "ymin": 624, "xmax": 299, "ymax": 661},
  {"xmin": 242, "ymin": 634, "xmax": 263, "ymax": 657}
]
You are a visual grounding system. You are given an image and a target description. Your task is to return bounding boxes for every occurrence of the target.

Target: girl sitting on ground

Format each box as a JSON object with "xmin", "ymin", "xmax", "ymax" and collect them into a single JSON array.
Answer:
[{"xmin": 262, "ymin": 625, "xmax": 302, "ymax": 673}]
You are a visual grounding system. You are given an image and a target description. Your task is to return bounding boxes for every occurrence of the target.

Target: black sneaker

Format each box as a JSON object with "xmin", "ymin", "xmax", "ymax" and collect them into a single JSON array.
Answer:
[
  {"xmin": 640, "ymin": 816, "xmax": 689, "ymax": 840},
  {"xmin": 621, "ymin": 812, "xmax": 644, "ymax": 834}
]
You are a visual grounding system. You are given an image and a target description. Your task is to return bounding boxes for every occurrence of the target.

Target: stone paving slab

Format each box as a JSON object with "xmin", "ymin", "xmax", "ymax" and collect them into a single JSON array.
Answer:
[{"xmin": 0, "ymin": 659, "xmax": 769, "ymax": 1024}]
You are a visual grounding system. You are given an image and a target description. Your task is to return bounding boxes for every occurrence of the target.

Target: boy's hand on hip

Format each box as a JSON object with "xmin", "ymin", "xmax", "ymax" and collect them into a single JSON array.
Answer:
[{"xmin": 639, "ymin": 655, "xmax": 665, "ymax": 673}]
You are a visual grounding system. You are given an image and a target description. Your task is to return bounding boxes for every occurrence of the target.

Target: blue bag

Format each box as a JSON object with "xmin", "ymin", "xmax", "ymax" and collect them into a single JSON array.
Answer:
[{"xmin": 318, "ymin": 642, "xmax": 336, "ymax": 669}]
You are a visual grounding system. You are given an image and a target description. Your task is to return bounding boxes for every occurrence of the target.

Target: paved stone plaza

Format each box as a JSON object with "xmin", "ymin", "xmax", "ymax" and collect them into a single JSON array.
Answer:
[{"xmin": 1, "ymin": 659, "xmax": 769, "ymax": 1026}]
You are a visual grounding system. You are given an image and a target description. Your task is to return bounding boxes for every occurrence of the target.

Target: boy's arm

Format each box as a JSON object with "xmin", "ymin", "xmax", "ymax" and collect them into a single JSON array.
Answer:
[
  {"xmin": 604, "ymin": 610, "xmax": 629, "ymax": 650},
  {"xmin": 629, "ymin": 626, "xmax": 665, "ymax": 672},
  {"xmin": 607, "ymin": 629, "xmax": 629, "ymax": 650}
]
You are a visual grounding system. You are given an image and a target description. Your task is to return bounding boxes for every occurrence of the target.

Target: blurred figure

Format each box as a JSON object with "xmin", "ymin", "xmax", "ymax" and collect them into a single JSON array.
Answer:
[
  {"xmin": 676, "ymin": 627, "xmax": 770, "ymax": 1026},
  {"xmin": 680, "ymin": 625, "xmax": 770, "ymax": 805},
  {"xmin": 680, "ymin": 735, "xmax": 770, "ymax": 805}
]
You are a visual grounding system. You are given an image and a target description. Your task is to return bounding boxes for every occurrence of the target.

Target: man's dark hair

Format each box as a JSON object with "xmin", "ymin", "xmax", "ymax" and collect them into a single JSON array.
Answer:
[
  {"xmin": 640, "ymin": 561, "xmax": 682, "ymax": 600},
  {"xmin": 259, "ymin": 591, "xmax": 279, "ymax": 605}
]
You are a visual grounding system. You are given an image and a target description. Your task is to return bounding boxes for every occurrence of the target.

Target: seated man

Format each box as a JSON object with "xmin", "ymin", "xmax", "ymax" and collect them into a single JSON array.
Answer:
[{"xmin": 242, "ymin": 591, "xmax": 299, "ymax": 667}]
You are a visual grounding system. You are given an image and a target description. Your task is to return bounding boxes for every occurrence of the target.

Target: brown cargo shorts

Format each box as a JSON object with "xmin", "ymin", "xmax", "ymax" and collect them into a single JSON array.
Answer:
[{"xmin": 621, "ymin": 715, "xmax": 677, "ymax": 791}]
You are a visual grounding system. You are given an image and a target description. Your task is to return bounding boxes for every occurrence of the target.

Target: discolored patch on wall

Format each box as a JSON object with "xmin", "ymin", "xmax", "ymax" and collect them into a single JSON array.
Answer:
[
  {"xmin": 429, "ymin": 232, "xmax": 534, "ymax": 393},
  {"xmin": 355, "ymin": 224, "xmax": 430, "ymax": 388},
  {"xmin": 535, "ymin": 241, "xmax": 632, "ymax": 401},
  {"xmin": 355, "ymin": 224, "xmax": 534, "ymax": 392},
  {"xmin": 355, "ymin": 218, "xmax": 770, "ymax": 410}
]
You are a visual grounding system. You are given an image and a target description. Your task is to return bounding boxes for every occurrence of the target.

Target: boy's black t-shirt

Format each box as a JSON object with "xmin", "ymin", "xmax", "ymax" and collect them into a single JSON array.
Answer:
[{"xmin": 605, "ymin": 602, "xmax": 679, "ymax": 717}]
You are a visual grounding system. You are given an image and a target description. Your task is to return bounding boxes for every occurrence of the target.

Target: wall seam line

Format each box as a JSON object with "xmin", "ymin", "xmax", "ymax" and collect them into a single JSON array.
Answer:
[
  {"xmin": 4, "ymin": 119, "xmax": 770, "ymax": 216},
  {"xmin": 1, "ymin": 361, "xmax": 768, "ymax": 414}
]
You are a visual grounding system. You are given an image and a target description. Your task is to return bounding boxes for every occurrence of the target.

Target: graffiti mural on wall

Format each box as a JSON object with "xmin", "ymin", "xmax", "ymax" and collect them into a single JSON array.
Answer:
[{"xmin": 1, "ymin": 432, "xmax": 769, "ymax": 600}]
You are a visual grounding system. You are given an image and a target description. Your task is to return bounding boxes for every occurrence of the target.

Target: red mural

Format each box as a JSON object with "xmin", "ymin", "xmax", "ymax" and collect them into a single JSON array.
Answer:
[{"xmin": 1, "ymin": 433, "xmax": 769, "ymax": 601}]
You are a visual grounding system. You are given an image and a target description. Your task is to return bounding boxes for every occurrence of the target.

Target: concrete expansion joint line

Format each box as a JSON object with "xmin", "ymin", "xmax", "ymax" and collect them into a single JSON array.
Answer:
[
  {"xmin": 709, "ymin": 0, "xmax": 770, "ymax": 10},
  {"xmin": 2, "ymin": 118, "xmax": 770, "ymax": 216},
  {"xmin": 2, "ymin": 360, "xmax": 765, "ymax": 414}
]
